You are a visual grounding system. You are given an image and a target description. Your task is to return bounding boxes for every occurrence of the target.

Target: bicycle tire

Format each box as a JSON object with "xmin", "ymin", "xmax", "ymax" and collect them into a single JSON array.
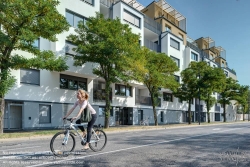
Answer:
[
  {"xmin": 89, "ymin": 129, "xmax": 107, "ymax": 152},
  {"xmin": 50, "ymin": 131, "xmax": 76, "ymax": 157}
]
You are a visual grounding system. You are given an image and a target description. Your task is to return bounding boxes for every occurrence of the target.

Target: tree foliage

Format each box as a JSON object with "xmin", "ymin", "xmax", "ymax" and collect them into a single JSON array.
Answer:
[
  {"xmin": 217, "ymin": 77, "xmax": 240, "ymax": 122},
  {"xmin": 173, "ymin": 62, "xmax": 201, "ymax": 124},
  {"xmin": 67, "ymin": 13, "xmax": 145, "ymax": 128},
  {"xmin": 0, "ymin": 0, "xmax": 70, "ymax": 133},
  {"xmin": 199, "ymin": 66, "xmax": 226, "ymax": 123},
  {"xmin": 134, "ymin": 48, "xmax": 179, "ymax": 126}
]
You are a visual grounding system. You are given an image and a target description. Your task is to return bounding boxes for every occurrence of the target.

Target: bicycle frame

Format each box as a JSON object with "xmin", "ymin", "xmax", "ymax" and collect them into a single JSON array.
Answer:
[{"xmin": 63, "ymin": 122, "xmax": 100, "ymax": 144}]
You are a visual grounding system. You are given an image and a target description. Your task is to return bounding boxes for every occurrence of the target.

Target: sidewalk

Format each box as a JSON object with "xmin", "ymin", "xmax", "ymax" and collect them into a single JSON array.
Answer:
[{"xmin": 0, "ymin": 121, "xmax": 248, "ymax": 142}]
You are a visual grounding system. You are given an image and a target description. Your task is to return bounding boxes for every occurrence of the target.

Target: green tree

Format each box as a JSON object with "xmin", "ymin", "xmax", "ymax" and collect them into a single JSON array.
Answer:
[
  {"xmin": 67, "ymin": 13, "xmax": 145, "ymax": 128},
  {"xmin": 199, "ymin": 67, "xmax": 226, "ymax": 123},
  {"xmin": 0, "ymin": 0, "xmax": 70, "ymax": 133},
  {"xmin": 134, "ymin": 48, "xmax": 179, "ymax": 126},
  {"xmin": 217, "ymin": 77, "xmax": 240, "ymax": 122},
  {"xmin": 234, "ymin": 85, "xmax": 249, "ymax": 120},
  {"xmin": 174, "ymin": 62, "xmax": 202, "ymax": 124}
]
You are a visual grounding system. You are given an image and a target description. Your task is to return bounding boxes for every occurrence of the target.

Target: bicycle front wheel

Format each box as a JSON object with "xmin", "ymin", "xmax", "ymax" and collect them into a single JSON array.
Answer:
[
  {"xmin": 89, "ymin": 130, "xmax": 107, "ymax": 152},
  {"xmin": 50, "ymin": 131, "xmax": 75, "ymax": 157}
]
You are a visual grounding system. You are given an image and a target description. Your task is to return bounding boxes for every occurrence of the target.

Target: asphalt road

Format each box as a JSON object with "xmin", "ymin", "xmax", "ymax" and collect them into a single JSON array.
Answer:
[{"xmin": 0, "ymin": 122, "xmax": 250, "ymax": 167}]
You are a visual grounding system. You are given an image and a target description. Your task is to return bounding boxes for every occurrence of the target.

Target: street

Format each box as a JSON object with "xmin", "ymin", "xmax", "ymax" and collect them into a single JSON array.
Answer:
[{"xmin": 0, "ymin": 122, "xmax": 250, "ymax": 167}]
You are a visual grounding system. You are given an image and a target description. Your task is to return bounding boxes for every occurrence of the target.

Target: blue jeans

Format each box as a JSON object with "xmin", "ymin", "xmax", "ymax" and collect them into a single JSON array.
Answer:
[{"xmin": 86, "ymin": 114, "xmax": 97, "ymax": 143}]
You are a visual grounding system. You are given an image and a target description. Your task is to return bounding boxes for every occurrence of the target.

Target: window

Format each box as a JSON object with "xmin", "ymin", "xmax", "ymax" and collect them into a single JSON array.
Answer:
[
  {"xmin": 170, "ymin": 38, "xmax": 179, "ymax": 50},
  {"xmin": 224, "ymin": 71, "xmax": 228, "ymax": 77},
  {"xmin": 123, "ymin": 10, "xmax": 140, "ymax": 28},
  {"xmin": 32, "ymin": 39, "xmax": 40, "ymax": 49},
  {"xmin": 60, "ymin": 74, "xmax": 87, "ymax": 90},
  {"xmin": 20, "ymin": 68, "xmax": 40, "ymax": 85},
  {"xmin": 115, "ymin": 84, "xmax": 132, "ymax": 96},
  {"xmin": 174, "ymin": 75, "xmax": 180, "ymax": 83},
  {"xmin": 178, "ymin": 98, "xmax": 183, "ymax": 103},
  {"xmin": 160, "ymin": 111, "xmax": 164, "ymax": 122},
  {"xmin": 98, "ymin": 106, "xmax": 113, "ymax": 117},
  {"xmin": 163, "ymin": 93, "xmax": 173, "ymax": 102},
  {"xmin": 84, "ymin": 0, "xmax": 94, "ymax": 5},
  {"xmin": 191, "ymin": 52, "xmax": 198, "ymax": 61},
  {"xmin": 165, "ymin": 25, "xmax": 171, "ymax": 32},
  {"xmin": 170, "ymin": 56, "xmax": 180, "ymax": 68},
  {"xmin": 66, "ymin": 10, "xmax": 86, "ymax": 28},
  {"xmin": 39, "ymin": 104, "xmax": 51, "ymax": 124}
]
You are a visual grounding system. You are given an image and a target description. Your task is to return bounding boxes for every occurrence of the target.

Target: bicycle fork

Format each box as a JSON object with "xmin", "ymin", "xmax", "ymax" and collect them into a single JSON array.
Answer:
[{"xmin": 62, "ymin": 130, "xmax": 69, "ymax": 145}]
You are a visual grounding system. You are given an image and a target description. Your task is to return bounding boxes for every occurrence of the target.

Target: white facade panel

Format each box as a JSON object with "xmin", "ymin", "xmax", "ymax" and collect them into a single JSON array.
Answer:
[{"xmin": 112, "ymin": 2, "xmax": 144, "ymax": 45}]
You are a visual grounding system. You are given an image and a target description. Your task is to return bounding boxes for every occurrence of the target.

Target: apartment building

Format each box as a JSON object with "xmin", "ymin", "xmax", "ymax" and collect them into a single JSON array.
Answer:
[{"xmin": 3, "ymin": 0, "xmax": 237, "ymax": 130}]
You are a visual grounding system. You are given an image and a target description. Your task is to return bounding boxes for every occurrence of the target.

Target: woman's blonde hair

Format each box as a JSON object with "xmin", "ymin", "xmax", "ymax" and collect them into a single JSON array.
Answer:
[{"xmin": 78, "ymin": 89, "xmax": 89, "ymax": 101}]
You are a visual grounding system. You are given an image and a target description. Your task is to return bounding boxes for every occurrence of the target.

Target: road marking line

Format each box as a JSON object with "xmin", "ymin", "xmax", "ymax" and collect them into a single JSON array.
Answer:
[
  {"xmin": 213, "ymin": 128, "xmax": 221, "ymax": 130},
  {"xmin": 28, "ymin": 127, "xmax": 243, "ymax": 167},
  {"xmin": 1, "ymin": 146, "xmax": 41, "ymax": 151}
]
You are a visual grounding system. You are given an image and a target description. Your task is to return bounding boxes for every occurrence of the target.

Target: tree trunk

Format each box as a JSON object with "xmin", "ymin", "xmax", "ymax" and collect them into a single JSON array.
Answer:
[
  {"xmin": 223, "ymin": 103, "xmax": 226, "ymax": 122},
  {"xmin": 207, "ymin": 101, "xmax": 210, "ymax": 123},
  {"xmin": 151, "ymin": 94, "xmax": 158, "ymax": 126},
  {"xmin": 104, "ymin": 81, "xmax": 111, "ymax": 129},
  {"xmin": 188, "ymin": 101, "xmax": 191, "ymax": 124},
  {"xmin": 0, "ymin": 97, "xmax": 5, "ymax": 134}
]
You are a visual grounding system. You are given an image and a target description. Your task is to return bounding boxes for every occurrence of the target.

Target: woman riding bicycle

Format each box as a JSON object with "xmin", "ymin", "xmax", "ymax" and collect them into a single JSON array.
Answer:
[{"xmin": 63, "ymin": 89, "xmax": 97, "ymax": 150}]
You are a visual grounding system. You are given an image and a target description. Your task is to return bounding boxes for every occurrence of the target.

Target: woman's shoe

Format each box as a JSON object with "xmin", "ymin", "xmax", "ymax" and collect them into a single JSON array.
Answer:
[{"xmin": 82, "ymin": 145, "xmax": 89, "ymax": 150}]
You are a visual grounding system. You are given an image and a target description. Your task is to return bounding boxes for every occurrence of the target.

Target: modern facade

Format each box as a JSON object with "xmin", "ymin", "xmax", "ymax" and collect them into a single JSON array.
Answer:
[{"xmin": 3, "ymin": 0, "xmax": 237, "ymax": 130}]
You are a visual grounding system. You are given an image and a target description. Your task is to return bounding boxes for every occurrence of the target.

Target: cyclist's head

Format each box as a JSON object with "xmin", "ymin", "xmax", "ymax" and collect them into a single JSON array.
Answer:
[{"xmin": 77, "ymin": 89, "xmax": 89, "ymax": 101}]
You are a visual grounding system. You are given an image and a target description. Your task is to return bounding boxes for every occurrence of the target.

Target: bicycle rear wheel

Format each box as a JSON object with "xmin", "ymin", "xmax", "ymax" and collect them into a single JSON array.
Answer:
[
  {"xmin": 89, "ymin": 130, "xmax": 107, "ymax": 152},
  {"xmin": 50, "ymin": 131, "xmax": 75, "ymax": 157}
]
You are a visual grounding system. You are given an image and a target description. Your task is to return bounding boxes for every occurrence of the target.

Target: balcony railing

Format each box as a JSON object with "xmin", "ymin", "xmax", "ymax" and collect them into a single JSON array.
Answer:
[
  {"xmin": 100, "ymin": 0, "xmax": 113, "ymax": 7},
  {"xmin": 144, "ymin": 38, "xmax": 160, "ymax": 52},
  {"xmin": 135, "ymin": 95, "xmax": 161, "ymax": 107},
  {"xmin": 187, "ymin": 41, "xmax": 201, "ymax": 54},
  {"xmin": 144, "ymin": 15, "xmax": 162, "ymax": 35}
]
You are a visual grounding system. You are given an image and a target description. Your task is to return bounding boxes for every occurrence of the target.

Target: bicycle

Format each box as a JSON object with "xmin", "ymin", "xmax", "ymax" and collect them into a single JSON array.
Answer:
[
  {"xmin": 50, "ymin": 118, "xmax": 107, "ymax": 157},
  {"xmin": 140, "ymin": 118, "xmax": 149, "ymax": 126}
]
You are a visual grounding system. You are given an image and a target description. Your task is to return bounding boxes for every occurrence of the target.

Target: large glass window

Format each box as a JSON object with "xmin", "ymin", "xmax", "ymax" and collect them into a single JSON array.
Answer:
[
  {"xmin": 60, "ymin": 74, "xmax": 87, "ymax": 90},
  {"xmin": 66, "ymin": 10, "xmax": 86, "ymax": 28},
  {"xmin": 170, "ymin": 56, "xmax": 180, "ymax": 68},
  {"xmin": 99, "ymin": 106, "xmax": 113, "ymax": 117},
  {"xmin": 115, "ymin": 84, "xmax": 132, "ymax": 97},
  {"xmin": 170, "ymin": 38, "xmax": 180, "ymax": 50},
  {"xmin": 20, "ymin": 68, "xmax": 40, "ymax": 85},
  {"xmin": 174, "ymin": 75, "xmax": 180, "ymax": 83},
  {"xmin": 163, "ymin": 93, "xmax": 173, "ymax": 102},
  {"xmin": 191, "ymin": 52, "xmax": 198, "ymax": 61},
  {"xmin": 123, "ymin": 10, "xmax": 140, "ymax": 28}
]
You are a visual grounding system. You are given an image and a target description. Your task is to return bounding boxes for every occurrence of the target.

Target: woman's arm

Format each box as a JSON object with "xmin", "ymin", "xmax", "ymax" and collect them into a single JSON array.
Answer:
[
  {"xmin": 63, "ymin": 101, "xmax": 77, "ymax": 119},
  {"xmin": 71, "ymin": 101, "xmax": 87, "ymax": 120}
]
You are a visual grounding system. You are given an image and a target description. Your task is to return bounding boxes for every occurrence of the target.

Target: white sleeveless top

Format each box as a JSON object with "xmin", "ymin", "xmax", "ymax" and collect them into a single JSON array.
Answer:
[{"xmin": 72, "ymin": 100, "xmax": 96, "ymax": 114}]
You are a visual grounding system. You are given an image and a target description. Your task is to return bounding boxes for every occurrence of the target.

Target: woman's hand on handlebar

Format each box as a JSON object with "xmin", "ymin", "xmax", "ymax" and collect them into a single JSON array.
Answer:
[{"xmin": 71, "ymin": 117, "xmax": 77, "ymax": 121}]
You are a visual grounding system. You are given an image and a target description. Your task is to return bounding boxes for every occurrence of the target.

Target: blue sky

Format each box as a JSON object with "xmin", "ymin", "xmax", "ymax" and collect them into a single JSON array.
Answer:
[{"xmin": 137, "ymin": 0, "xmax": 249, "ymax": 86}]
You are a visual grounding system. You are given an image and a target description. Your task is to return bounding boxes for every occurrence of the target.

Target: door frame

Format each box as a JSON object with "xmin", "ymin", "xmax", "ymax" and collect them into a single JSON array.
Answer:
[{"xmin": 7, "ymin": 104, "xmax": 23, "ymax": 130}]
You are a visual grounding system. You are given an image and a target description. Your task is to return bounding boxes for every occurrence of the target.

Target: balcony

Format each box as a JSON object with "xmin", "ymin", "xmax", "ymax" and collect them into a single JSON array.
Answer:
[
  {"xmin": 144, "ymin": 15, "xmax": 162, "ymax": 35},
  {"xmin": 135, "ymin": 95, "xmax": 161, "ymax": 107},
  {"xmin": 100, "ymin": 0, "xmax": 112, "ymax": 7},
  {"xmin": 144, "ymin": 38, "xmax": 160, "ymax": 52},
  {"xmin": 187, "ymin": 41, "xmax": 201, "ymax": 54}
]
